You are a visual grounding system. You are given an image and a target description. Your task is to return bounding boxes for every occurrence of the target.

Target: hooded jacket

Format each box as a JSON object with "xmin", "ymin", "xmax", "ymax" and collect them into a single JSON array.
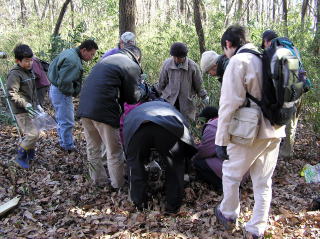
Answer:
[
  {"xmin": 78, "ymin": 50, "xmax": 146, "ymax": 128},
  {"xmin": 6, "ymin": 65, "xmax": 38, "ymax": 114}
]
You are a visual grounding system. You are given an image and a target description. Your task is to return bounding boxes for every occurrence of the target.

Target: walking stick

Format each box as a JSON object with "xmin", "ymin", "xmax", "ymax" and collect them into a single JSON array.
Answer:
[{"xmin": 0, "ymin": 53, "xmax": 22, "ymax": 139}]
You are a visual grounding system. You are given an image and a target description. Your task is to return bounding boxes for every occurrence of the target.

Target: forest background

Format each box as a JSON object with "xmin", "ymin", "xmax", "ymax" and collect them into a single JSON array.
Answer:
[{"xmin": 0, "ymin": 0, "xmax": 319, "ymax": 134}]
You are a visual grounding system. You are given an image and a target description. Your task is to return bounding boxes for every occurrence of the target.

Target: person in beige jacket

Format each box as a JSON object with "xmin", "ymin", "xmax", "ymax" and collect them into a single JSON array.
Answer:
[
  {"xmin": 156, "ymin": 42, "xmax": 208, "ymax": 121},
  {"xmin": 214, "ymin": 25, "xmax": 285, "ymax": 238}
]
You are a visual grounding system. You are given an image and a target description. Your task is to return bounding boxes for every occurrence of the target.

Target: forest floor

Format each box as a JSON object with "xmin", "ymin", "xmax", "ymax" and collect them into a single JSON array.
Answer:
[{"xmin": 0, "ymin": 113, "xmax": 319, "ymax": 239}]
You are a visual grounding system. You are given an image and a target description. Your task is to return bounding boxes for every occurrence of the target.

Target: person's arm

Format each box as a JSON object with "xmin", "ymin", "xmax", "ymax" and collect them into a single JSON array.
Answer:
[
  {"xmin": 215, "ymin": 57, "xmax": 246, "ymax": 146},
  {"xmin": 155, "ymin": 61, "xmax": 169, "ymax": 94},
  {"xmin": 7, "ymin": 72, "xmax": 29, "ymax": 108},
  {"xmin": 57, "ymin": 58, "xmax": 82, "ymax": 96},
  {"xmin": 192, "ymin": 62, "xmax": 207, "ymax": 99}
]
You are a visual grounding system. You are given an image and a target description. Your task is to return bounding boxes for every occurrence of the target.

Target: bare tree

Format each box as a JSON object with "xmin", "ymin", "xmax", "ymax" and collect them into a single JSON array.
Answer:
[
  {"xmin": 282, "ymin": 0, "xmax": 288, "ymax": 37},
  {"xmin": 193, "ymin": 0, "xmax": 205, "ymax": 54},
  {"xmin": 41, "ymin": 0, "xmax": 49, "ymax": 20},
  {"xmin": 301, "ymin": 0, "xmax": 309, "ymax": 29},
  {"xmin": 53, "ymin": 0, "xmax": 72, "ymax": 36},
  {"xmin": 33, "ymin": 0, "xmax": 39, "ymax": 16},
  {"xmin": 314, "ymin": 0, "xmax": 320, "ymax": 55},
  {"xmin": 119, "ymin": 0, "xmax": 136, "ymax": 35},
  {"xmin": 19, "ymin": 0, "xmax": 27, "ymax": 26}
]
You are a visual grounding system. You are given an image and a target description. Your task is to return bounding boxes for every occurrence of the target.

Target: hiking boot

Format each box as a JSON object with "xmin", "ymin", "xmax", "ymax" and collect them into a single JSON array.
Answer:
[
  {"xmin": 27, "ymin": 148, "xmax": 35, "ymax": 160},
  {"xmin": 214, "ymin": 204, "xmax": 237, "ymax": 231},
  {"xmin": 14, "ymin": 146, "xmax": 30, "ymax": 169},
  {"xmin": 242, "ymin": 228, "xmax": 264, "ymax": 239}
]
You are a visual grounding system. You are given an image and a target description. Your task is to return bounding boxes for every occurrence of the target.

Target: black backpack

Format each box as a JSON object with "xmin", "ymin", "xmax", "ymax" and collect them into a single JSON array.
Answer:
[{"xmin": 239, "ymin": 38, "xmax": 310, "ymax": 126}]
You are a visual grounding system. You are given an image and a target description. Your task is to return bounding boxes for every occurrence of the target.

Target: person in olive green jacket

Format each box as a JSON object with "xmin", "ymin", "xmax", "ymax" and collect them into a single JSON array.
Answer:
[
  {"xmin": 7, "ymin": 44, "xmax": 42, "ymax": 168},
  {"xmin": 48, "ymin": 40, "xmax": 98, "ymax": 152}
]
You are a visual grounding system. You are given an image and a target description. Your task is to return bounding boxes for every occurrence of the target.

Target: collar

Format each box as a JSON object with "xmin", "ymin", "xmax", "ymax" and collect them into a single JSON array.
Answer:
[{"xmin": 169, "ymin": 57, "xmax": 189, "ymax": 70}]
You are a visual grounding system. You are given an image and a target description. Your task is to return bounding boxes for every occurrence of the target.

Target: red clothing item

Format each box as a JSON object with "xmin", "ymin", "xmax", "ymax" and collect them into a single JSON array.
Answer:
[{"xmin": 32, "ymin": 58, "xmax": 50, "ymax": 89}]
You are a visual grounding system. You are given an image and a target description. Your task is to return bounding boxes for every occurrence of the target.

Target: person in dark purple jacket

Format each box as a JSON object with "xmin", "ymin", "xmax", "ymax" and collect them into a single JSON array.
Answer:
[{"xmin": 193, "ymin": 106, "xmax": 248, "ymax": 193}]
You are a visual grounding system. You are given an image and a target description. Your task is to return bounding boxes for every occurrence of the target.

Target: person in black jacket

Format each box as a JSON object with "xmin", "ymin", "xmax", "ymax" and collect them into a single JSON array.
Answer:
[
  {"xmin": 123, "ymin": 101, "xmax": 197, "ymax": 214},
  {"xmin": 78, "ymin": 45, "xmax": 148, "ymax": 189}
]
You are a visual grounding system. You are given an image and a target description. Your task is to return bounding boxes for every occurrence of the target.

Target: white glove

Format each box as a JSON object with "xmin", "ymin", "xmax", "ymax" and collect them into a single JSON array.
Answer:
[
  {"xmin": 37, "ymin": 105, "xmax": 45, "ymax": 113},
  {"xmin": 202, "ymin": 96, "xmax": 210, "ymax": 106}
]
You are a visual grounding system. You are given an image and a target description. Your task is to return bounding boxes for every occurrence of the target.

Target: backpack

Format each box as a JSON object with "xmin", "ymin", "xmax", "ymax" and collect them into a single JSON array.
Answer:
[{"xmin": 239, "ymin": 37, "xmax": 310, "ymax": 126}]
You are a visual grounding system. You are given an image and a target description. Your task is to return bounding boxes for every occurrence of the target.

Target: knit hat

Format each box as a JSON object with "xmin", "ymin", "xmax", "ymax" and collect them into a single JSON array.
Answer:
[
  {"xmin": 261, "ymin": 30, "xmax": 278, "ymax": 48},
  {"xmin": 120, "ymin": 32, "xmax": 136, "ymax": 45},
  {"xmin": 200, "ymin": 51, "xmax": 220, "ymax": 73},
  {"xmin": 170, "ymin": 42, "xmax": 188, "ymax": 57}
]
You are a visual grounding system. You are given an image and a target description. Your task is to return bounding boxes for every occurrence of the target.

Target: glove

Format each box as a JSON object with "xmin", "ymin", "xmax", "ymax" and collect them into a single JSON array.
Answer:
[
  {"xmin": 37, "ymin": 105, "xmax": 45, "ymax": 113},
  {"xmin": 216, "ymin": 145, "xmax": 229, "ymax": 160},
  {"xmin": 202, "ymin": 96, "xmax": 210, "ymax": 106},
  {"xmin": 25, "ymin": 103, "xmax": 38, "ymax": 118}
]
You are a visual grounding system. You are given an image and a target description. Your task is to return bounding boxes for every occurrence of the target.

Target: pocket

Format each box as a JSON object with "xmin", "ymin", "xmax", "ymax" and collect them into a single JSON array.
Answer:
[{"xmin": 228, "ymin": 107, "xmax": 260, "ymax": 146}]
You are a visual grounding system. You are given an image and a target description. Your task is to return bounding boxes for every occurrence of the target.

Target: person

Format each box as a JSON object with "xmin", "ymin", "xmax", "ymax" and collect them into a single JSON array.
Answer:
[
  {"xmin": 78, "ymin": 45, "xmax": 148, "ymax": 189},
  {"xmin": 6, "ymin": 44, "xmax": 42, "ymax": 168},
  {"xmin": 48, "ymin": 39, "xmax": 98, "ymax": 152},
  {"xmin": 156, "ymin": 42, "xmax": 208, "ymax": 121},
  {"xmin": 32, "ymin": 57, "xmax": 50, "ymax": 106},
  {"xmin": 193, "ymin": 107, "xmax": 249, "ymax": 193},
  {"xmin": 200, "ymin": 51, "xmax": 229, "ymax": 83},
  {"xmin": 261, "ymin": 29, "xmax": 301, "ymax": 159},
  {"xmin": 123, "ymin": 100, "xmax": 197, "ymax": 214},
  {"xmin": 101, "ymin": 31, "xmax": 136, "ymax": 59},
  {"xmin": 214, "ymin": 25, "xmax": 285, "ymax": 238}
]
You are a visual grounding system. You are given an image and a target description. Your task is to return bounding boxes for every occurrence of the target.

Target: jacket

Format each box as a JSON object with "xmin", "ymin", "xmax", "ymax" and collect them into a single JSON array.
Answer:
[
  {"xmin": 215, "ymin": 43, "xmax": 286, "ymax": 146},
  {"xmin": 123, "ymin": 101, "xmax": 197, "ymax": 154},
  {"xmin": 6, "ymin": 65, "xmax": 38, "ymax": 114},
  {"xmin": 156, "ymin": 57, "xmax": 207, "ymax": 120},
  {"xmin": 48, "ymin": 47, "xmax": 83, "ymax": 97},
  {"xmin": 78, "ymin": 50, "xmax": 146, "ymax": 128}
]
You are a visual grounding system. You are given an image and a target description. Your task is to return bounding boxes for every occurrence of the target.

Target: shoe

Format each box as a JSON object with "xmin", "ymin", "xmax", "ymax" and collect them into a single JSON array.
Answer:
[
  {"xmin": 14, "ymin": 146, "xmax": 30, "ymax": 169},
  {"xmin": 242, "ymin": 228, "xmax": 264, "ymax": 239},
  {"xmin": 214, "ymin": 204, "xmax": 237, "ymax": 231},
  {"xmin": 27, "ymin": 148, "xmax": 35, "ymax": 160}
]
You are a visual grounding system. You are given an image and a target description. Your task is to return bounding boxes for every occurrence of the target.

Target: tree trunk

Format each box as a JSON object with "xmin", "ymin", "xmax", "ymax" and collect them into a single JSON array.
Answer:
[
  {"xmin": 41, "ymin": 0, "xmax": 49, "ymax": 20},
  {"xmin": 33, "ymin": 0, "xmax": 39, "ymax": 16},
  {"xmin": 236, "ymin": 0, "xmax": 243, "ymax": 22},
  {"xmin": 19, "ymin": 0, "xmax": 27, "ymax": 26},
  {"xmin": 53, "ymin": 0, "xmax": 71, "ymax": 36},
  {"xmin": 313, "ymin": 0, "xmax": 320, "ymax": 55},
  {"xmin": 193, "ymin": 0, "xmax": 206, "ymax": 54},
  {"xmin": 282, "ymin": 0, "xmax": 288, "ymax": 37},
  {"xmin": 199, "ymin": 0, "xmax": 207, "ymax": 22},
  {"xmin": 166, "ymin": 0, "xmax": 171, "ymax": 23},
  {"xmin": 119, "ymin": 0, "xmax": 136, "ymax": 35},
  {"xmin": 301, "ymin": 0, "xmax": 309, "ymax": 29}
]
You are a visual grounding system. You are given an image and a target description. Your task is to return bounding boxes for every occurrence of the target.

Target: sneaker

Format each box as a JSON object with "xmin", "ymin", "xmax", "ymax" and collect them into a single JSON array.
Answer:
[
  {"xmin": 14, "ymin": 146, "xmax": 30, "ymax": 169},
  {"xmin": 242, "ymin": 228, "xmax": 264, "ymax": 239},
  {"xmin": 214, "ymin": 204, "xmax": 237, "ymax": 231}
]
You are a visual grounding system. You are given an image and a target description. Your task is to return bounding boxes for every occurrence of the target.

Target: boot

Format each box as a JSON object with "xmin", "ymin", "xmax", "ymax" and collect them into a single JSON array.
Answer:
[
  {"xmin": 14, "ymin": 146, "xmax": 30, "ymax": 169},
  {"xmin": 27, "ymin": 148, "xmax": 35, "ymax": 161}
]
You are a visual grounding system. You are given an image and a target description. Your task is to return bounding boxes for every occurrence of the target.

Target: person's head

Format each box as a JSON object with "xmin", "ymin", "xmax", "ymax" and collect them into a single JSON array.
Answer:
[
  {"xmin": 221, "ymin": 25, "xmax": 247, "ymax": 58},
  {"xmin": 200, "ymin": 51, "xmax": 221, "ymax": 76},
  {"xmin": 170, "ymin": 42, "xmax": 188, "ymax": 66},
  {"xmin": 123, "ymin": 45, "xmax": 142, "ymax": 62},
  {"xmin": 14, "ymin": 44, "xmax": 33, "ymax": 70},
  {"xmin": 119, "ymin": 32, "xmax": 136, "ymax": 49},
  {"xmin": 79, "ymin": 39, "xmax": 98, "ymax": 62},
  {"xmin": 261, "ymin": 30, "xmax": 278, "ymax": 49},
  {"xmin": 199, "ymin": 106, "xmax": 218, "ymax": 122}
]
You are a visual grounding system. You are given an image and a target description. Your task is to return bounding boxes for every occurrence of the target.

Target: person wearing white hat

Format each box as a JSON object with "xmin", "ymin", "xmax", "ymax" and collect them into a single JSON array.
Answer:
[
  {"xmin": 101, "ymin": 31, "xmax": 136, "ymax": 59},
  {"xmin": 200, "ymin": 50, "xmax": 220, "ymax": 76}
]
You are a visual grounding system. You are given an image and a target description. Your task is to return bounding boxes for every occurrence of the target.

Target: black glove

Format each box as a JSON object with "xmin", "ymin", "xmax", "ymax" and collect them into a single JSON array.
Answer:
[{"xmin": 216, "ymin": 145, "xmax": 229, "ymax": 160}]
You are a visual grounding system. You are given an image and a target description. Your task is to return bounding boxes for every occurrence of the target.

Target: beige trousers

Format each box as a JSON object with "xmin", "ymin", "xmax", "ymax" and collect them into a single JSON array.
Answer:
[
  {"xmin": 81, "ymin": 118, "xmax": 125, "ymax": 188},
  {"xmin": 220, "ymin": 137, "xmax": 281, "ymax": 236},
  {"xmin": 15, "ymin": 113, "xmax": 40, "ymax": 149}
]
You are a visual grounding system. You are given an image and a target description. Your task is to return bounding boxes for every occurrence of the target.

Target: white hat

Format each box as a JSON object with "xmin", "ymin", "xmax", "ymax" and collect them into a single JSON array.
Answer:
[
  {"xmin": 200, "ymin": 51, "xmax": 220, "ymax": 73},
  {"xmin": 120, "ymin": 32, "xmax": 136, "ymax": 45}
]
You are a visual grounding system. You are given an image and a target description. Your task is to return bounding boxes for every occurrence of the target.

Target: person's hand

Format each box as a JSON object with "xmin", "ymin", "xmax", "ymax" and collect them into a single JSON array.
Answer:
[
  {"xmin": 25, "ymin": 103, "xmax": 38, "ymax": 118},
  {"xmin": 216, "ymin": 145, "xmax": 229, "ymax": 160},
  {"xmin": 202, "ymin": 96, "xmax": 210, "ymax": 106},
  {"xmin": 37, "ymin": 105, "xmax": 45, "ymax": 113}
]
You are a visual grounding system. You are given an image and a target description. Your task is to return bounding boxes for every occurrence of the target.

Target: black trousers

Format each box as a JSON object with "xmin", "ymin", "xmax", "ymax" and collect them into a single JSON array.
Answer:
[{"xmin": 126, "ymin": 122, "xmax": 187, "ymax": 212}]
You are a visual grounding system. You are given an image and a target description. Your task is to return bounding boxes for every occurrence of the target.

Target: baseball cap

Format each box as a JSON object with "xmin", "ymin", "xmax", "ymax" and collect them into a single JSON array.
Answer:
[{"xmin": 120, "ymin": 32, "xmax": 136, "ymax": 45}]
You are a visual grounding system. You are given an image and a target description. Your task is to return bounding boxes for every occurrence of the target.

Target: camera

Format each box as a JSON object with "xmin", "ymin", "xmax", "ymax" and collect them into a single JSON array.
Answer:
[{"xmin": 0, "ymin": 52, "xmax": 8, "ymax": 59}]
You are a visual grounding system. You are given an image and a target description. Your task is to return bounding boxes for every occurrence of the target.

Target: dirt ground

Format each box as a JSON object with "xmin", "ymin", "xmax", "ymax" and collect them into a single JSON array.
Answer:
[{"xmin": 0, "ymin": 116, "xmax": 319, "ymax": 239}]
